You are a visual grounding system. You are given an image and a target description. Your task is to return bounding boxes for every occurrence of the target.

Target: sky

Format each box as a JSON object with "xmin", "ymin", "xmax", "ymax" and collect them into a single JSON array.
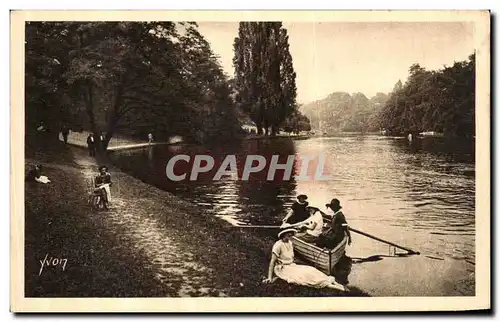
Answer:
[{"xmin": 196, "ymin": 21, "xmax": 475, "ymax": 104}]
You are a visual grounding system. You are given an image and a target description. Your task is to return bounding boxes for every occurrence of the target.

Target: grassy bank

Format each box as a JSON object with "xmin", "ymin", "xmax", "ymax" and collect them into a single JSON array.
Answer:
[
  {"xmin": 25, "ymin": 139, "xmax": 367, "ymax": 297},
  {"xmin": 25, "ymin": 143, "xmax": 184, "ymax": 296},
  {"xmin": 97, "ymin": 149, "xmax": 368, "ymax": 297}
]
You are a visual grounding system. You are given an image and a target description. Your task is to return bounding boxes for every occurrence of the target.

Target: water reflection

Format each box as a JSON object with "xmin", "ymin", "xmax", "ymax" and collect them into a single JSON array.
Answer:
[
  {"xmin": 110, "ymin": 135, "xmax": 475, "ymax": 264},
  {"xmin": 389, "ymin": 137, "xmax": 475, "ymax": 262}
]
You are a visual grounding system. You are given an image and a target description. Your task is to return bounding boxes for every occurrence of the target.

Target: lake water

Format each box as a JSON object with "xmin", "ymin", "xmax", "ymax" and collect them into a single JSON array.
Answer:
[
  {"xmin": 110, "ymin": 135, "xmax": 475, "ymax": 295},
  {"xmin": 112, "ymin": 135, "xmax": 475, "ymax": 296}
]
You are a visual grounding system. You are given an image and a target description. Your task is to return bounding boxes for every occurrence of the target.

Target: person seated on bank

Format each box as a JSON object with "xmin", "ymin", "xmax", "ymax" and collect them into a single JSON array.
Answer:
[
  {"xmin": 262, "ymin": 227, "xmax": 348, "ymax": 292},
  {"xmin": 316, "ymin": 198, "xmax": 352, "ymax": 249},
  {"xmin": 284, "ymin": 206, "xmax": 324, "ymax": 243},
  {"xmin": 94, "ymin": 165, "xmax": 112, "ymax": 208},
  {"xmin": 26, "ymin": 164, "xmax": 51, "ymax": 184},
  {"xmin": 281, "ymin": 194, "xmax": 310, "ymax": 225}
]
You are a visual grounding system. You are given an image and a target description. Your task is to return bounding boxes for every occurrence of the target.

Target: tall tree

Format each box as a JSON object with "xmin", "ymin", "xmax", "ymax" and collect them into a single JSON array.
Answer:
[
  {"xmin": 26, "ymin": 22, "xmax": 241, "ymax": 150},
  {"xmin": 277, "ymin": 27, "xmax": 298, "ymax": 135},
  {"xmin": 233, "ymin": 22, "xmax": 298, "ymax": 136},
  {"xmin": 25, "ymin": 22, "xmax": 75, "ymax": 140}
]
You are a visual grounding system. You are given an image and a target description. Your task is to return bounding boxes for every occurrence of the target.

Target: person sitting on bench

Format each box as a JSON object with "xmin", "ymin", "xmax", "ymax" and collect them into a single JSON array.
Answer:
[{"xmin": 94, "ymin": 165, "xmax": 112, "ymax": 208}]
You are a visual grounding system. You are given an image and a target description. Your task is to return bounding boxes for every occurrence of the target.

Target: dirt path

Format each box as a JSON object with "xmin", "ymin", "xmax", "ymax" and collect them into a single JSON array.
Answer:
[
  {"xmin": 57, "ymin": 131, "xmax": 168, "ymax": 151},
  {"xmin": 71, "ymin": 148, "xmax": 226, "ymax": 297}
]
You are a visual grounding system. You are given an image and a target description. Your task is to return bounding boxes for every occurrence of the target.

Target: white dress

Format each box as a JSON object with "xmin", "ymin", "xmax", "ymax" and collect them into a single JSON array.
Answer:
[
  {"xmin": 272, "ymin": 240, "xmax": 342, "ymax": 289},
  {"xmin": 35, "ymin": 176, "xmax": 51, "ymax": 184}
]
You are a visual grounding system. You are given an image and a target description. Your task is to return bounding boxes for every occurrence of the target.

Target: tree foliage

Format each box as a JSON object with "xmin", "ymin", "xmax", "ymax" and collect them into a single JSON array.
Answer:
[
  {"xmin": 233, "ymin": 22, "xmax": 299, "ymax": 136},
  {"xmin": 25, "ymin": 22, "xmax": 241, "ymax": 149},
  {"xmin": 378, "ymin": 54, "xmax": 475, "ymax": 137},
  {"xmin": 282, "ymin": 108, "xmax": 311, "ymax": 134},
  {"xmin": 301, "ymin": 92, "xmax": 389, "ymax": 133},
  {"xmin": 301, "ymin": 54, "xmax": 475, "ymax": 138}
]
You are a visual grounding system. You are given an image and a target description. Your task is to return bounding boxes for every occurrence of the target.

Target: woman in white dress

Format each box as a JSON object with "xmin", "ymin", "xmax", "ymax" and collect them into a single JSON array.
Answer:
[{"xmin": 262, "ymin": 227, "xmax": 348, "ymax": 291}]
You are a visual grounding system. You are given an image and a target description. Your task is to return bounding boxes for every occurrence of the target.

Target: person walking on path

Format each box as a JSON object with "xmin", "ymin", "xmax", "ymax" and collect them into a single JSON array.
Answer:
[
  {"xmin": 87, "ymin": 133, "xmax": 96, "ymax": 157},
  {"xmin": 98, "ymin": 132, "xmax": 106, "ymax": 153},
  {"xmin": 148, "ymin": 133, "xmax": 154, "ymax": 145},
  {"xmin": 61, "ymin": 125, "xmax": 70, "ymax": 144}
]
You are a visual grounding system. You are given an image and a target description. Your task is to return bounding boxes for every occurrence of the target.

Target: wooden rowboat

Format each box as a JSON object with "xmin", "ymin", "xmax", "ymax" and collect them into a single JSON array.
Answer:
[
  {"xmin": 290, "ymin": 212, "xmax": 349, "ymax": 275},
  {"xmin": 292, "ymin": 234, "xmax": 349, "ymax": 276}
]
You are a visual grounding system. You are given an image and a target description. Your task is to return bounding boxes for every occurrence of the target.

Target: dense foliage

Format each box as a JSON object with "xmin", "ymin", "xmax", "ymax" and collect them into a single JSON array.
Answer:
[
  {"xmin": 379, "ymin": 54, "xmax": 475, "ymax": 137},
  {"xmin": 301, "ymin": 54, "xmax": 475, "ymax": 137},
  {"xmin": 233, "ymin": 22, "xmax": 299, "ymax": 136},
  {"xmin": 281, "ymin": 108, "xmax": 312, "ymax": 134},
  {"xmin": 301, "ymin": 92, "xmax": 389, "ymax": 133},
  {"xmin": 26, "ymin": 22, "xmax": 242, "ymax": 148}
]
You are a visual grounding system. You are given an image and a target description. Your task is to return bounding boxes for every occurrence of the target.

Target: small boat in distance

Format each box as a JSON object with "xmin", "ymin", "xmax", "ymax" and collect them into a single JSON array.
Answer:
[{"xmin": 419, "ymin": 131, "xmax": 444, "ymax": 137}]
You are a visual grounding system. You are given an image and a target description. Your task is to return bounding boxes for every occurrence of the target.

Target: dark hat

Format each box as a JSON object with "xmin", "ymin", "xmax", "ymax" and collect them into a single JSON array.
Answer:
[
  {"xmin": 98, "ymin": 165, "xmax": 108, "ymax": 171},
  {"xmin": 297, "ymin": 194, "xmax": 308, "ymax": 200},
  {"xmin": 325, "ymin": 198, "xmax": 341, "ymax": 209}
]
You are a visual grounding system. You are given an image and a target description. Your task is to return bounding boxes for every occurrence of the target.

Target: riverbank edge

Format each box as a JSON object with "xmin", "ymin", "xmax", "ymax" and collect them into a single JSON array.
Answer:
[
  {"xmin": 25, "ymin": 142, "xmax": 368, "ymax": 297},
  {"xmin": 98, "ymin": 149, "xmax": 369, "ymax": 297},
  {"xmin": 58, "ymin": 130, "xmax": 314, "ymax": 153}
]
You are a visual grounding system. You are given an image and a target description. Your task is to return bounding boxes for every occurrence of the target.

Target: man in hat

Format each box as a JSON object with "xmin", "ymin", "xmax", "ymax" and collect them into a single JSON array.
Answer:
[
  {"xmin": 97, "ymin": 132, "xmax": 106, "ymax": 153},
  {"xmin": 87, "ymin": 133, "xmax": 96, "ymax": 157},
  {"xmin": 282, "ymin": 194, "xmax": 310, "ymax": 225},
  {"xmin": 316, "ymin": 198, "xmax": 352, "ymax": 249},
  {"xmin": 61, "ymin": 125, "xmax": 70, "ymax": 144},
  {"xmin": 94, "ymin": 165, "xmax": 112, "ymax": 209}
]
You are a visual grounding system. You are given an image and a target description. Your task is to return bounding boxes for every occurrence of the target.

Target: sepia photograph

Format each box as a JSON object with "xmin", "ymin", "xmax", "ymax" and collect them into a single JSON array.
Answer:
[{"xmin": 10, "ymin": 10, "xmax": 490, "ymax": 312}]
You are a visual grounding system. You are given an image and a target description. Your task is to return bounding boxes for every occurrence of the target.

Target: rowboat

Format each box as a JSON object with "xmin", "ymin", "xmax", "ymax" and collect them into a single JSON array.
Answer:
[{"xmin": 292, "ymin": 234, "xmax": 349, "ymax": 276}]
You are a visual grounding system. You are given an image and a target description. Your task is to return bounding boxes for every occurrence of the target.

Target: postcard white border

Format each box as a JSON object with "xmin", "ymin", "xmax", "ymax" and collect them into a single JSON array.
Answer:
[{"xmin": 10, "ymin": 10, "xmax": 490, "ymax": 312}]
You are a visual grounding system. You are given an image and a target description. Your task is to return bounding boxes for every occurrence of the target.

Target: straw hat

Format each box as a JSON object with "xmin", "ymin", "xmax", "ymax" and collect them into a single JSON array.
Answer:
[{"xmin": 278, "ymin": 227, "xmax": 297, "ymax": 239}]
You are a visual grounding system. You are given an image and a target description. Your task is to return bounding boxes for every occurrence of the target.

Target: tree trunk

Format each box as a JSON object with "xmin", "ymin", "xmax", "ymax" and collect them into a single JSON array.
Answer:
[
  {"xmin": 102, "ymin": 84, "xmax": 125, "ymax": 151},
  {"xmin": 84, "ymin": 80, "xmax": 98, "ymax": 136},
  {"xmin": 264, "ymin": 120, "xmax": 269, "ymax": 136},
  {"xmin": 271, "ymin": 125, "xmax": 278, "ymax": 136},
  {"xmin": 103, "ymin": 114, "xmax": 120, "ymax": 151}
]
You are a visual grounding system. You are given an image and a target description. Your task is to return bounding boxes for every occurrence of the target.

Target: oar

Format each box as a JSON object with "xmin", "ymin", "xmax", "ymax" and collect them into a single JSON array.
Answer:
[
  {"xmin": 348, "ymin": 226, "xmax": 420, "ymax": 255},
  {"xmin": 234, "ymin": 225, "xmax": 281, "ymax": 229}
]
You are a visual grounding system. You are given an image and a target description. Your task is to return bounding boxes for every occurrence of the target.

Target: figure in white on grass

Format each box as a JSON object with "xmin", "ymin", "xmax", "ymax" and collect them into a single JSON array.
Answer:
[
  {"xmin": 26, "ymin": 164, "xmax": 51, "ymax": 184},
  {"xmin": 262, "ymin": 227, "xmax": 349, "ymax": 292},
  {"xmin": 148, "ymin": 133, "xmax": 154, "ymax": 145}
]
